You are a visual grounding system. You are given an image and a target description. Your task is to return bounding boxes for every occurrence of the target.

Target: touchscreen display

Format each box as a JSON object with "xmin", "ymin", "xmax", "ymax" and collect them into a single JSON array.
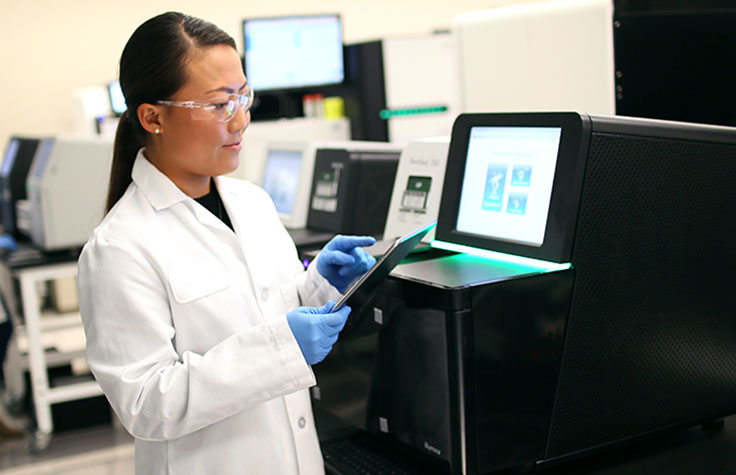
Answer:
[
  {"xmin": 456, "ymin": 126, "xmax": 562, "ymax": 247},
  {"xmin": 262, "ymin": 149, "xmax": 303, "ymax": 215}
]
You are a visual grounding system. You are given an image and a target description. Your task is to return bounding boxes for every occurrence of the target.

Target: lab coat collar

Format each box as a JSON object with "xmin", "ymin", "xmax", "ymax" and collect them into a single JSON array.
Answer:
[
  {"xmin": 212, "ymin": 176, "xmax": 246, "ymax": 236},
  {"xmin": 131, "ymin": 150, "xmax": 238, "ymax": 235},
  {"xmin": 131, "ymin": 149, "xmax": 189, "ymax": 211}
]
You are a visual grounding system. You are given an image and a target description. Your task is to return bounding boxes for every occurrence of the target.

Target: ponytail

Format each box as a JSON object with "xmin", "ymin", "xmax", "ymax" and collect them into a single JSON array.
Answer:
[{"xmin": 106, "ymin": 110, "xmax": 142, "ymax": 213}]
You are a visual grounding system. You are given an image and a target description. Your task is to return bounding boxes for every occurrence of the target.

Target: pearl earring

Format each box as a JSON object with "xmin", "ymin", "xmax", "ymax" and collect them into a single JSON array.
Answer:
[{"xmin": 155, "ymin": 128, "xmax": 161, "ymax": 134}]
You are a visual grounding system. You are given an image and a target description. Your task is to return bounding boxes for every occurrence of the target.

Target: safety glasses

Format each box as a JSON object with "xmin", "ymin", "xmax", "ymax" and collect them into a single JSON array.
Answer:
[{"xmin": 157, "ymin": 85, "xmax": 254, "ymax": 123}]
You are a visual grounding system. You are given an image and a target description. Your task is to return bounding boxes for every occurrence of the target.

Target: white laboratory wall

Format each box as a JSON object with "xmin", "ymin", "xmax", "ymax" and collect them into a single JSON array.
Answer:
[{"xmin": 0, "ymin": 0, "xmax": 561, "ymax": 149}]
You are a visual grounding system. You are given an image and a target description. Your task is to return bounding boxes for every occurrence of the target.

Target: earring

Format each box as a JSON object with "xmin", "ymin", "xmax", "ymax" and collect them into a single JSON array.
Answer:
[{"xmin": 155, "ymin": 128, "xmax": 161, "ymax": 134}]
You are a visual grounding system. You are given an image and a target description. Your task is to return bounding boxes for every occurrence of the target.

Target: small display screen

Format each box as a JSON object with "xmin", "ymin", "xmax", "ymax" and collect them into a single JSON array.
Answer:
[
  {"xmin": 400, "ymin": 176, "xmax": 432, "ymax": 212},
  {"xmin": 108, "ymin": 80, "xmax": 127, "ymax": 116},
  {"xmin": 1, "ymin": 139, "xmax": 20, "ymax": 177},
  {"xmin": 243, "ymin": 14, "xmax": 344, "ymax": 91},
  {"xmin": 262, "ymin": 149, "xmax": 303, "ymax": 215},
  {"xmin": 456, "ymin": 126, "xmax": 562, "ymax": 247}
]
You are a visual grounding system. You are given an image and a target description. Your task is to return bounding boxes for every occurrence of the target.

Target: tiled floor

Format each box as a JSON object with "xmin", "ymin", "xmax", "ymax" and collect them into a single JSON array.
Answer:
[{"xmin": 0, "ymin": 419, "xmax": 134, "ymax": 475}]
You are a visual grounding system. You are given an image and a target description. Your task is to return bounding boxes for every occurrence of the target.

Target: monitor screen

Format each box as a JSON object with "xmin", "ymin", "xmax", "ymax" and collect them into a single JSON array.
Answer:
[
  {"xmin": 436, "ymin": 112, "xmax": 588, "ymax": 263},
  {"xmin": 243, "ymin": 14, "xmax": 344, "ymax": 91},
  {"xmin": 456, "ymin": 127, "xmax": 562, "ymax": 247},
  {"xmin": 1, "ymin": 138, "xmax": 20, "ymax": 177},
  {"xmin": 108, "ymin": 80, "xmax": 127, "ymax": 116},
  {"xmin": 262, "ymin": 149, "xmax": 303, "ymax": 215}
]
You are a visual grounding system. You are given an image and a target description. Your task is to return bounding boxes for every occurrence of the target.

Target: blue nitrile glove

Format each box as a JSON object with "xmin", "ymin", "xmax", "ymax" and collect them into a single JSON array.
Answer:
[
  {"xmin": 316, "ymin": 235, "xmax": 376, "ymax": 292},
  {"xmin": 286, "ymin": 300, "xmax": 351, "ymax": 365},
  {"xmin": 0, "ymin": 234, "xmax": 17, "ymax": 253}
]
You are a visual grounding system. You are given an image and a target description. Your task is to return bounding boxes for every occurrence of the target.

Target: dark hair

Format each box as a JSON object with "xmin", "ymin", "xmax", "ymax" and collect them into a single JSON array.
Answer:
[{"xmin": 106, "ymin": 12, "xmax": 237, "ymax": 212}]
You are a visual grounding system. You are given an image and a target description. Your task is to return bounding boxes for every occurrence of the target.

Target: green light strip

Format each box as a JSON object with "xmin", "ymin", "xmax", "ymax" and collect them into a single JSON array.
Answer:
[
  {"xmin": 431, "ymin": 240, "xmax": 572, "ymax": 272},
  {"xmin": 379, "ymin": 105, "xmax": 448, "ymax": 120}
]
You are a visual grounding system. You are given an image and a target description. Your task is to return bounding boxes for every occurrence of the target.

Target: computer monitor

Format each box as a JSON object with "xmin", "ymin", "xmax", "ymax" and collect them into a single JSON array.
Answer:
[
  {"xmin": 242, "ymin": 14, "xmax": 344, "ymax": 91},
  {"xmin": 436, "ymin": 112, "xmax": 588, "ymax": 263},
  {"xmin": 261, "ymin": 141, "xmax": 317, "ymax": 229},
  {"xmin": 107, "ymin": 80, "xmax": 127, "ymax": 116}
]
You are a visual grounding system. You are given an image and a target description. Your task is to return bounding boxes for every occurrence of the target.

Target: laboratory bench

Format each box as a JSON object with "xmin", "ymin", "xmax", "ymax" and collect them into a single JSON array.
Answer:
[{"xmin": 0, "ymin": 242, "xmax": 104, "ymax": 453}]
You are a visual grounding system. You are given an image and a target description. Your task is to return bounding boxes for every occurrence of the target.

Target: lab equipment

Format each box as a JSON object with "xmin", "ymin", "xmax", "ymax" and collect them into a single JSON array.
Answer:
[
  {"xmin": 270, "ymin": 140, "xmax": 401, "ymax": 254},
  {"xmin": 306, "ymin": 142, "xmax": 402, "ymax": 237},
  {"xmin": 614, "ymin": 2, "xmax": 736, "ymax": 126},
  {"xmin": 71, "ymin": 86, "xmax": 113, "ymax": 136},
  {"xmin": 285, "ymin": 301, "xmax": 350, "ymax": 365},
  {"xmin": 242, "ymin": 14, "xmax": 344, "ymax": 91},
  {"xmin": 314, "ymin": 112, "xmax": 736, "ymax": 473},
  {"xmin": 260, "ymin": 140, "xmax": 323, "ymax": 229},
  {"xmin": 453, "ymin": 0, "xmax": 615, "ymax": 114},
  {"xmin": 343, "ymin": 33, "xmax": 458, "ymax": 143},
  {"xmin": 380, "ymin": 33, "xmax": 458, "ymax": 143},
  {"xmin": 229, "ymin": 117, "xmax": 350, "ymax": 185},
  {"xmin": 247, "ymin": 32, "xmax": 457, "ymax": 144},
  {"xmin": 22, "ymin": 136, "xmax": 113, "ymax": 250},
  {"xmin": 0, "ymin": 137, "xmax": 41, "ymax": 238},
  {"xmin": 363, "ymin": 136, "xmax": 450, "ymax": 257},
  {"xmin": 340, "ymin": 40, "xmax": 387, "ymax": 141},
  {"xmin": 260, "ymin": 139, "xmax": 395, "ymax": 235}
]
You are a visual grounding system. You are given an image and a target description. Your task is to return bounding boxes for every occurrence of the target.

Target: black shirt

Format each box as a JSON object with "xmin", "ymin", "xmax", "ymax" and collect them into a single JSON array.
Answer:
[{"xmin": 194, "ymin": 181, "xmax": 234, "ymax": 232}]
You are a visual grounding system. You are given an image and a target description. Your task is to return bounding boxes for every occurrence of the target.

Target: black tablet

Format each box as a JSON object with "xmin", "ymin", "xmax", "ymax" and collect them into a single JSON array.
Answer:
[{"xmin": 333, "ymin": 220, "xmax": 437, "ymax": 311}]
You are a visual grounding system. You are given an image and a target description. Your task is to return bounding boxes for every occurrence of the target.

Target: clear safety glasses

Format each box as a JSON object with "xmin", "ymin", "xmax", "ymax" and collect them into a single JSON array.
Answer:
[{"xmin": 157, "ymin": 85, "xmax": 254, "ymax": 123}]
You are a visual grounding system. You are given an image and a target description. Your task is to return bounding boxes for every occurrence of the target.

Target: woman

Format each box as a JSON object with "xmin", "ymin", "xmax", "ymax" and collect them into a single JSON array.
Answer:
[{"xmin": 77, "ymin": 12, "xmax": 375, "ymax": 474}]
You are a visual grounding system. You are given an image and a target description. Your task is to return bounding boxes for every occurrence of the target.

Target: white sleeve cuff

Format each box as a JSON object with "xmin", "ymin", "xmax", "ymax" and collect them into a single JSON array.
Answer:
[
  {"xmin": 267, "ymin": 315, "xmax": 316, "ymax": 387},
  {"xmin": 298, "ymin": 253, "xmax": 343, "ymax": 307}
]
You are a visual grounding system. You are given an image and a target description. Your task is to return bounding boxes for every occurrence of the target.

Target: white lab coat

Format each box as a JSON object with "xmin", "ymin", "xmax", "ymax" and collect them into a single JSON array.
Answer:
[{"xmin": 77, "ymin": 150, "xmax": 341, "ymax": 474}]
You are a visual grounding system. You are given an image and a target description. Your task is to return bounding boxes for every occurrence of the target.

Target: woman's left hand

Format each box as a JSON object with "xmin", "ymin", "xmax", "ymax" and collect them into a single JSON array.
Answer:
[{"xmin": 316, "ymin": 235, "xmax": 376, "ymax": 292}]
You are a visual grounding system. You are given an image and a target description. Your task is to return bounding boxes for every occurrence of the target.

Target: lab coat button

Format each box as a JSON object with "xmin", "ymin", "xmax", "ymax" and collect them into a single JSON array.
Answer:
[
  {"xmin": 259, "ymin": 288, "xmax": 269, "ymax": 300},
  {"xmin": 298, "ymin": 417, "xmax": 306, "ymax": 429}
]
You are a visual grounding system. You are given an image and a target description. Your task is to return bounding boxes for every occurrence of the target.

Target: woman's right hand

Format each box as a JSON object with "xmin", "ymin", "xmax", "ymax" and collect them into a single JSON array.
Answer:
[{"xmin": 286, "ymin": 300, "xmax": 351, "ymax": 365}]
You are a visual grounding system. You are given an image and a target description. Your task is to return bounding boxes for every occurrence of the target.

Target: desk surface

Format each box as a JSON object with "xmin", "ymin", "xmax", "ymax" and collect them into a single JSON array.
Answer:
[{"xmin": 2, "ymin": 241, "xmax": 79, "ymax": 270}]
